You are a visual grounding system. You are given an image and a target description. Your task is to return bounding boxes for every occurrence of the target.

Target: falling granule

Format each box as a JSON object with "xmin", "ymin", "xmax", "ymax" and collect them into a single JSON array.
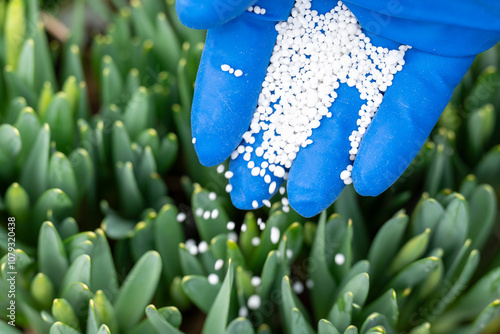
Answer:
[
  {"xmin": 252, "ymin": 200, "xmax": 259, "ymax": 209},
  {"xmin": 224, "ymin": 171, "xmax": 234, "ymax": 179},
  {"xmin": 230, "ymin": 0, "xmax": 408, "ymax": 192},
  {"xmin": 214, "ymin": 259, "xmax": 224, "ymax": 271},
  {"xmin": 226, "ymin": 221, "xmax": 236, "ymax": 230},
  {"xmin": 241, "ymin": 223, "xmax": 247, "ymax": 232},
  {"xmin": 185, "ymin": 239, "xmax": 196, "ymax": 249},
  {"xmin": 176, "ymin": 212, "xmax": 186, "ymax": 222},
  {"xmin": 208, "ymin": 192, "xmax": 217, "ymax": 201},
  {"xmin": 252, "ymin": 237, "xmax": 261, "ymax": 246},
  {"xmin": 335, "ymin": 253, "xmax": 345, "ymax": 265},
  {"xmin": 208, "ymin": 274, "xmax": 219, "ymax": 285},
  {"xmin": 217, "ymin": 164, "xmax": 225, "ymax": 173},
  {"xmin": 247, "ymin": 295, "xmax": 262, "ymax": 310},
  {"xmin": 251, "ymin": 276, "xmax": 262, "ymax": 287},
  {"xmin": 269, "ymin": 181, "xmax": 277, "ymax": 194},
  {"xmin": 239, "ymin": 307, "xmax": 249, "ymax": 317},
  {"xmin": 306, "ymin": 279, "xmax": 314, "ymax": 289},
  {"xmin": 195, "ymin": 208, "xmax": 203, "ymax": 216},
  {"xmin": 203, "ymin": 211, "xmax": 210, "ymax": 220},
  {"xmin": 293, "ymin": 281, "xmax": 305, "ymax": 294},
  {"xmin": 198, "ymin": 241, "xmax": 208, "ymax": 254},
  {"xmin": 228, "ymin": 232, "xmax": 238, "ymax": 242},
  {"xmin": 279, "ymin": 187, "xmax": 286, "ymax": 195},
  {"xmin": 211, "ymin": 209, "xmax": 219, "ymax": 219},
  {"xmin": 263, "ymin": 199, "xmax": 271, "ymax": 207},
  {"xmin": 225, "ymin": 184, "xmax": 233, "ymax": 193},
  {"xmin": 270, "ymin": 227, "xmax": 280, "ymax": 244},
  {"xmin": 286, "ymin": 249, "xmax": 293, "ymax": 259},
  {"xmin": 188, "ymin": 245, "xmax": 198, "ymax": 256}
]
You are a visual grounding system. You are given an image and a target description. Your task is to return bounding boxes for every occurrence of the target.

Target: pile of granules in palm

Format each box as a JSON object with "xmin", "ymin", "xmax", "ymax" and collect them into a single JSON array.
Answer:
[{"xmin": 228, "ymin": 0, "xmax": 409, "ymax": 198}]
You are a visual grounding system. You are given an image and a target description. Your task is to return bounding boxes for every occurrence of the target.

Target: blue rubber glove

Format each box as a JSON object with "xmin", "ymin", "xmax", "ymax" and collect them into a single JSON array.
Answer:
[{"xmin": 176, "ymin": 0, "xmax": 500, "ymax": 217}]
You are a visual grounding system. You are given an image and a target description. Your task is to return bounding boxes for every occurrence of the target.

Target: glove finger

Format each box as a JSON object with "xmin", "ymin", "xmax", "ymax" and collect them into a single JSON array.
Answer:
[
  {"xmin": 176, "ymin": 0, "xmax": 295, "ymax": 30},
  {"xmin": 285, "ymin": 30, "xmax": 400, "ymax": 217},
  {"xmin": 287, "ymin": 84, "xmax": 364, "ymax": 217},
  {"xmin": 192, "ymin": 2, "xmax": 295, "ymax": 167},
  {"xmin": 229, "ymin": 129, "xmax": 285, "ymax": 210},
  {"xmin": 176, "ymin": 0, "xmax": 256, "ymax": 29},
  {"xmin": 352, "ymin": 49, "xmax": 474, "ymax": 196}
]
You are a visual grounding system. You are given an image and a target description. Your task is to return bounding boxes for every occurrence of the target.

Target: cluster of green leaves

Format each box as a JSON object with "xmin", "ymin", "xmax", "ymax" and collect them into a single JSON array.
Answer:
[
  {"xmin": 0, "ymin": 0, "xmax": 499, "ymax": 334},
  {"xmin": 1, "ymin": 180, "xmax": 500, "ymax": 334}
]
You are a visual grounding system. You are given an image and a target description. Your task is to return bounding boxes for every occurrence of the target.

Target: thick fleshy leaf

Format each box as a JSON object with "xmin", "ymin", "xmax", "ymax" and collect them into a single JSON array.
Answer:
[
  {"xmin": 112, "ymin": 120, "xmax": 135, "ymax": 165},
  {"xmin": 259, "ymin": 250, "xmax": 279, "ymax": 301},
  {"xmin": 48, "ymin": 152, "xmax": 78, "ymax": 203},
  {"xmin": 0, "ymin": 124, "xmax": 21, "ymax": 179},
  {"xmin": 87, "ymin": 299, "xmax": 100, "ymax": 334},
  {"xmin": 467, "ymin": 104, "xmax": 495, "ymax": 157},
  {"xmin": 123, "ymin": 87, "xmax": 150, "ymax": 140},
  {"xmin": 20, "ymin": 124, "xmax": 50, "ymax": 201},
  {"xmin": 5, "ymin": 0, "xmax": 25, "ymax": 69},
  {"xmin": 386, "ymin": 257, "xmax": 440, "ymax": 292},
  {"xmin": 411, "ymin": 197, "xmax": 444, "ymax": 237},
  {"xmin": 431, "ymin": 196, "xmax": 468, "ymax": 257},
  {"xmin": 94, "ymin": 290, "xmax": 118, "ymax": 334},
  {"xmin": 368, "ymin": 213, "xmax": 408, "ymax": 285},
  {"xmin": 336, "ymin": 273, "xmax": 370, "ymax": 308},
  {"xmin": 5, "ymin": 183, "xmax": 30, "ymax": 222},
  {"xmin": 389, "ymin": 229, "xmax": 430, "ymax": 275},
  {"xmin": 61, "ymin": 254, "xmax": 91, "ymax": 293},
  {"xmin": 33, "ymin": 189, "xmax": 73, "ymax": 227},
  {"xmin": 42, "ymin": 93, "xmax": 74, "ymax": 154},
  {"xmin": 114, "ymin": 251, "xmax": 162, "ymax": 331},
  {"xmin": 202, "ymin": 260, "xmax": 233, "ymax": 334},
  {"xmin": 467, "ymin": 185, "xmax": 497, "ymax": 250},
  {"xmin": 318, "ymin": 319, "xmax": 341, "ymax": 334},
  {"xmin": 225, "ymin": 317, "xmax": 255, "ymax": 334},
  {"xmin": 310, "ymin": 212, "xmax": 337, "ymax": 319},
  {"xmin": 360, "ymin": 313, "xmax": 394, "ymax": 334},
  {"xmin": 181, "ymin": 275, "xmax": 220, "ymax": 313},
  {"xmin": 31, "ymin": 273, "xmax": 55, "ymax": 310},
  {"xmin": 52, "ymin": 299, "xmax": 80, "ymax": 331},
  {"xmin": 451, "ymin": 266, "xmax": 500, "ymax": 320},
  {"xmin": 466, "ymin": 299, "xmax": 500, "ymax": 334},
  {"xmin": 154, "ymin": 205, "xmax": 184, "ymax": 284},
  {"xmin": 291, "ymin": 308, "xmax": 311, "ymax": 334},
  {"xmin": 130, "ymin": 220, "xmax": 154, "ymax": 261},
  {"xmin": 115, "ymin": 162, "xmax": 144, "ymax": 218},
  {"xmin": 38, "ymin": 221, "xmax": 69, "ymax": 288},
  {"xmin": 145, "ymin": 305, "xmax": 183, "ymax": 334},
  {"xmin": 49, "ymin": 322, "xmax": 81, "ymax": 334},
  {"xmin": 14, "ymin": 107, "xmax": 41, "ymax": 167},
  {"xmin": 362, "ymin": 290, "xmax": 399, "ymax": 327},
  {"xmin": 327, "ymin": 292, "xmax": 353, "ymax": 333}
]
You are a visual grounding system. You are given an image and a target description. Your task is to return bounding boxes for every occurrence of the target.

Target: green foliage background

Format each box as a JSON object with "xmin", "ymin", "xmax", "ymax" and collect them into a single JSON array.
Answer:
[{"xmin": 0, "ymin": 0, "xmax": 499, "ymax": 333}]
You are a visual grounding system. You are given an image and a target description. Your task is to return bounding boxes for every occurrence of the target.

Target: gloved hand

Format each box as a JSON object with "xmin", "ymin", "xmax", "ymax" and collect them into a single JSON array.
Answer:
[{"xmin": 176, "ymin": 0, "xmax": 500, "ymax": 217}]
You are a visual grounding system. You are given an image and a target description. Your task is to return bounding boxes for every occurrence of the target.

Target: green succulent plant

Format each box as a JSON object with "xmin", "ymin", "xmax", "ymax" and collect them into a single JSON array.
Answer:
[{"xmin": 0, "ymin": 0, "xmax": 499, "ymax": 334}]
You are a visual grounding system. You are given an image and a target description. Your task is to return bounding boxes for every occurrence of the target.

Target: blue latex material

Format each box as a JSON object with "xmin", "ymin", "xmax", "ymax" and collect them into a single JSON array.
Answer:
[{"xmin": 177, "ymin": 0, "xmax": 500, "ymax": 217}]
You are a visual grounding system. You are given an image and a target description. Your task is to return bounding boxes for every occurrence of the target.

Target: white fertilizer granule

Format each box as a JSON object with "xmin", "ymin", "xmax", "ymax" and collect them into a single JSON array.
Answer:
[{"xmin": 229, "ymin": 0, "xmax": 409, "ymax": 197}]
